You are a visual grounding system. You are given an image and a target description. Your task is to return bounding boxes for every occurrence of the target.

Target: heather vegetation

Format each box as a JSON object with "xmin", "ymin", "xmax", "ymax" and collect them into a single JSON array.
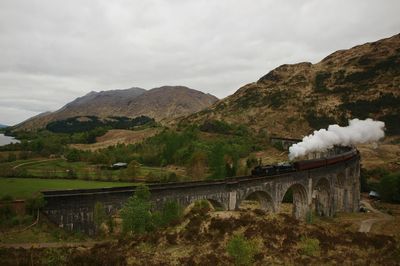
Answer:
[
  {"xmin": 339, "ymin": 93, "xmax": 400, "ymax": 135},
  {"xmin": 226, "ymin": 234, "xmax": 260, "ymax": 266}
]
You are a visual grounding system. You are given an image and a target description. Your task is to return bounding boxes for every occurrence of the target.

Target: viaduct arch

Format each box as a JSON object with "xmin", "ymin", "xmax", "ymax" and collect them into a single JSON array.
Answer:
[{"xmin": 42, "ymin": 149, "xmax": 361, "ymax": 235}]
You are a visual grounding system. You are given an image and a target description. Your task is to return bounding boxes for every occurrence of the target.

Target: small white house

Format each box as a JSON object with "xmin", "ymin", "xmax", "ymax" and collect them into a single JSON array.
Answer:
[
  {"xmin": 369, "ymin": 190, "xmax": 380, "ymax": 199},
  {"xmin": 111, "ymin": 162, "xmax": 128, "ymax": 169}
]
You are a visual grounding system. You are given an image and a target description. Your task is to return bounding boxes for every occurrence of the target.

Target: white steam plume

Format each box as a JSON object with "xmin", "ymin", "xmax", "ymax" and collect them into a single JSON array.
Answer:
[{"xmin": 288, "ymin": 118, "xmax": 385, "ymax": 160}]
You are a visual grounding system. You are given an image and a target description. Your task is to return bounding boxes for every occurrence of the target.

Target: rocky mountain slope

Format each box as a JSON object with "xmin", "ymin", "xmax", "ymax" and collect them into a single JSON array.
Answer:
[
  {"xmin": 181, "ymin": 33, "xmax": 400, "ymax": 138},
  {"xmin": 14, "ymin": 86, "xmax": 218, "ymax": 131}
]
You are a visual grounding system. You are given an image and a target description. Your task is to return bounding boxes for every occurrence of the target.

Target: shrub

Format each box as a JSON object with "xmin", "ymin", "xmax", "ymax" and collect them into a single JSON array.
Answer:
[
  {"xmin": 7, "ymin": 153, "xmax": 17, "ymax": 162},
  {"xmin": 266, "ymin": 90, "xmax": 290, "ymax": 108},
  {"xmin": 246, "ymin": 155, "xmax": 258, "ymax": 169},
  {"xmin": 314, "ymin": 72, "xmax": 331, "ymax": 93},
  {"xmin": 378, "ymin": 172, "xmax": 400, "ymax": 203},
  {"xmin": 0, "ymin": 195, "xmax": 14, "ymax": 202},
  {"xmin": 226, "ymin": 234, "xmax": 259, "ymax": 266},
  {"xmin": 161, "ymin": 200, "xmax": 183, "ymax": 225},
  {"xmin": 41, "ymin": 249, "xmax": 68, "ymax": 266},
  {"xmin": 200, "ymin": 120, "xmax": 233, "ymax": 135},
  {"xmin": 65, "ymin": 149, "xmax": 81, "ymax": 162},
  {"xmin": 19, "ymin": 215, "xmax": 34, "ymax": 225},
  {"xmin": 338, "ymin": 93, "xmax": 400, "ymax": 135},
  {"xmin": 272, "ymin": 141, "xmax": 285, "ymax": 151},
  {"xmin": 0, "ymin": 204, "xmax": 15, "ymax": 224},
  {"xmin": 304, "ymin": 111, "xmax": 336, "ymax": 130},
  {"xmin": 233, "ymin": 89, "xmax": 263, "ymax": 109},
  {"xmin": 25, "ymin": 193, "xmax": 45, "ymax": 217},
  {"xmin": 298, "ymin": 236, "xmax": 320, "ymax": 256},
  {"xmin": 120, "ymin": 185, "xmax": 153, "ymax": 234},
  {"xmin": 154, "ymin": 200, "xmax": 183, "ymax": 227}
]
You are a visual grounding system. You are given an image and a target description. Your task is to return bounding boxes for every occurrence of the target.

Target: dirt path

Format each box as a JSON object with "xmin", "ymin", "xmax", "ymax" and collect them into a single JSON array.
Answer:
[
  {"xmin": 0, "ymin": 240, "xmax": 114, "ymax": 249},
  {"xmin": 358, "ymin": 200, "xmax": 393, "ymax": 233},
  {"xmin": 12, "ymin": 158, "xmax": 60, "ymax": 170}
]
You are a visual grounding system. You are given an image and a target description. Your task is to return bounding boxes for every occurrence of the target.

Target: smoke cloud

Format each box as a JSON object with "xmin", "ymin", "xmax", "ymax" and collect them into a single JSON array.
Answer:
[{"xmin": 288, "ymin": 118, "xmax": 385, "ymax": 160}]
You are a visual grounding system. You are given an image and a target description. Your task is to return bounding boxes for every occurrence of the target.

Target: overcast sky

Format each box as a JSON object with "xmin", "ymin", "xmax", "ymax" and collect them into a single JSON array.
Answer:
[{"xmin": 0, "ymin": 0, "xmax": 399, "ymax": 126}]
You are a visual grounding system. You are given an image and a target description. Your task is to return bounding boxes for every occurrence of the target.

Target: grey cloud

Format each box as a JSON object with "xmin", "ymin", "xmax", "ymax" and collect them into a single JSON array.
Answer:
[{"xmin": 0, "ymin": 0, "xmax": 399, "ymax": 125}]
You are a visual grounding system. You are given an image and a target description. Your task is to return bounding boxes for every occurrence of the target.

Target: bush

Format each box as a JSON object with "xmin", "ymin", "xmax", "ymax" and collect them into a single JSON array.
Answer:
[
  {"xmin": 65, "ymin": 149, "xmax": 81, "ymax": 162},
  {"xmin": 161, "ymin": 200, "xmax": 183, "ymax": 225},
  {"xmin": 25, "ymin": 193, "xmax": 45, "ymax": 217},
  {"xmin": 200, "ymin": 120, "xmax": 233, "ymax": 135},
  {"xmin": 0, "ymin": 204, "xmax": 15, "ymax": 223},
  {"xmin": 7, "ymin": 153, "xmax": 17, "ymax": 162},
  {"xmin": 314, "ymin": 71, "xmax": 331, "ymax": 93},
  {"xmin": 378, "ymin": 172, "xmax": 400, "ymax": 203},
  {"xmin": 0, "ymin": 195, "xmax": 14, "ymax": 202},
  {"xmin": 272, "ymin": 141, "xmax": 285, "ymax": 151},
  {"xmin": 41, "ymin": 249, "xmax": 68, "ymax": 266},
  {"xmin": 226, "ymin": 234, "xmax": 259, "ymax": 266},
  {"xmin": 246, "ymin": 155, "xmax": 258, "ymax": 169},
  {"xmin": 120, "ymin": 185, "xmax": 153, "ymax": 234},
  {"xmin": 298, "ymin": 236, "xmax": 320, "ymax": 256},
  {"xmin": 304, "ymin": 111, "xmax": 336, "ymax": 130},
  {"xmin": 146, "ymin": 171, "xmax": 180, "ymax": 183},
  {"xmin": 10, "ymin": 215, "xmax": 33, "ymax": 226}
]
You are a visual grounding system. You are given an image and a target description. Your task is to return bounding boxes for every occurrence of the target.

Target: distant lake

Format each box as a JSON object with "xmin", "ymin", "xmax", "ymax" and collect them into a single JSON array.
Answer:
[{"xmin": 0, "ymin": 134, "xmax": 20, "ymax": 146}]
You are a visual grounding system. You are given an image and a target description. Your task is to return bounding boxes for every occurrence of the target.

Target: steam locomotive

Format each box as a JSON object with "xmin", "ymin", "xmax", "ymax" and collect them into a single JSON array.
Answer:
[{"xmin": 251, "ymin": 149, "xmax": 358, "ymax": 177}]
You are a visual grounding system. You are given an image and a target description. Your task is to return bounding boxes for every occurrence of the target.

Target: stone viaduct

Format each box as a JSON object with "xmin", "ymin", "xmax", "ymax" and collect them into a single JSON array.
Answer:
[{"xmin": 42, "ymin": 148, "xmax": 360, "ymax": 235}]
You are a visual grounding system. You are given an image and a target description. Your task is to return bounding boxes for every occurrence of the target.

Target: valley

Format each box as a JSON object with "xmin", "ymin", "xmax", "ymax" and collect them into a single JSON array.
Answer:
[{"xmin": 0, "ymin": 32, "xmax": 399, "ymax": 265}]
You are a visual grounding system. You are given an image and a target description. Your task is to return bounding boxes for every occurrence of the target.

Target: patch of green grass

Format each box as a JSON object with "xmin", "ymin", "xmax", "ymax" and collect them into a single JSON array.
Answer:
[
  {"xmin": 297, "ymin": 236, "xmax": 320, "ymax": 256},
  {"xmin": 0, "ymin": 177, "xmax": 136, "ymax": 199},
  {"xmin": 8, "ymin": 159, "xmax": 172, "ymax": 181}
]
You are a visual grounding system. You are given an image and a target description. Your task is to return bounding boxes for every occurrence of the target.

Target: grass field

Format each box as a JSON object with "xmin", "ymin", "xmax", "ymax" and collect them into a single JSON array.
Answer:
[
  {"xmin": 2, "ymin": 158, "xmax": 176, "ymax": 181},
  {"xmin": 0, "ymin": 177, "xmax": 136, "ymax": 199}
]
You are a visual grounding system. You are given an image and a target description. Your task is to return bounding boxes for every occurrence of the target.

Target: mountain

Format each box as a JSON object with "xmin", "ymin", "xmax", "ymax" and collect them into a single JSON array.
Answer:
[
  {"xmin": 14, "ymin": 86, "xmax": 218, "ymax": 131},
  {"xmin": 0, "ymin": 124, "xmax": 8, "ymax": 128},
  {"xmin": 181, "ymin": 33, "xmax": 400, "ymax": 137}
]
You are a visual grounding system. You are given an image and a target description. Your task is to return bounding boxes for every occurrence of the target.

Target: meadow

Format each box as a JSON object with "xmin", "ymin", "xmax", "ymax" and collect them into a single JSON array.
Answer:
[
  {"xmin": 0, "ymin": 157, "xmax": 176, "ymax": 181},
  {"xmin": 0, "ymin": 177, "xmax": 135, "ymax": 199}
]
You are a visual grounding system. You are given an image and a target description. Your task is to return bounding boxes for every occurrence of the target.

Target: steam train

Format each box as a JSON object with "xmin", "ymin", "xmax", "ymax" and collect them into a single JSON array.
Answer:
[{"xmin": 251, "ymin": 149, "xmax": 359, "ymax": 177}]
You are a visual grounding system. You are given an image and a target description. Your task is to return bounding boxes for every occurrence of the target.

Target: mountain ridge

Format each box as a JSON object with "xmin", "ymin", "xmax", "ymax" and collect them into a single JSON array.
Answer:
[{"xmin": 14, "ymin": 86, "xmax": 218, "ymax": 131}]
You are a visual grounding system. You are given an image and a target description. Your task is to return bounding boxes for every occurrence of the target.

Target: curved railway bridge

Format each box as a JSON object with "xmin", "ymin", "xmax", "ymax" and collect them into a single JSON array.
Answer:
[{"xmin": 42, "ymin": 147, "xmax": 361, "ymax": 235}]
